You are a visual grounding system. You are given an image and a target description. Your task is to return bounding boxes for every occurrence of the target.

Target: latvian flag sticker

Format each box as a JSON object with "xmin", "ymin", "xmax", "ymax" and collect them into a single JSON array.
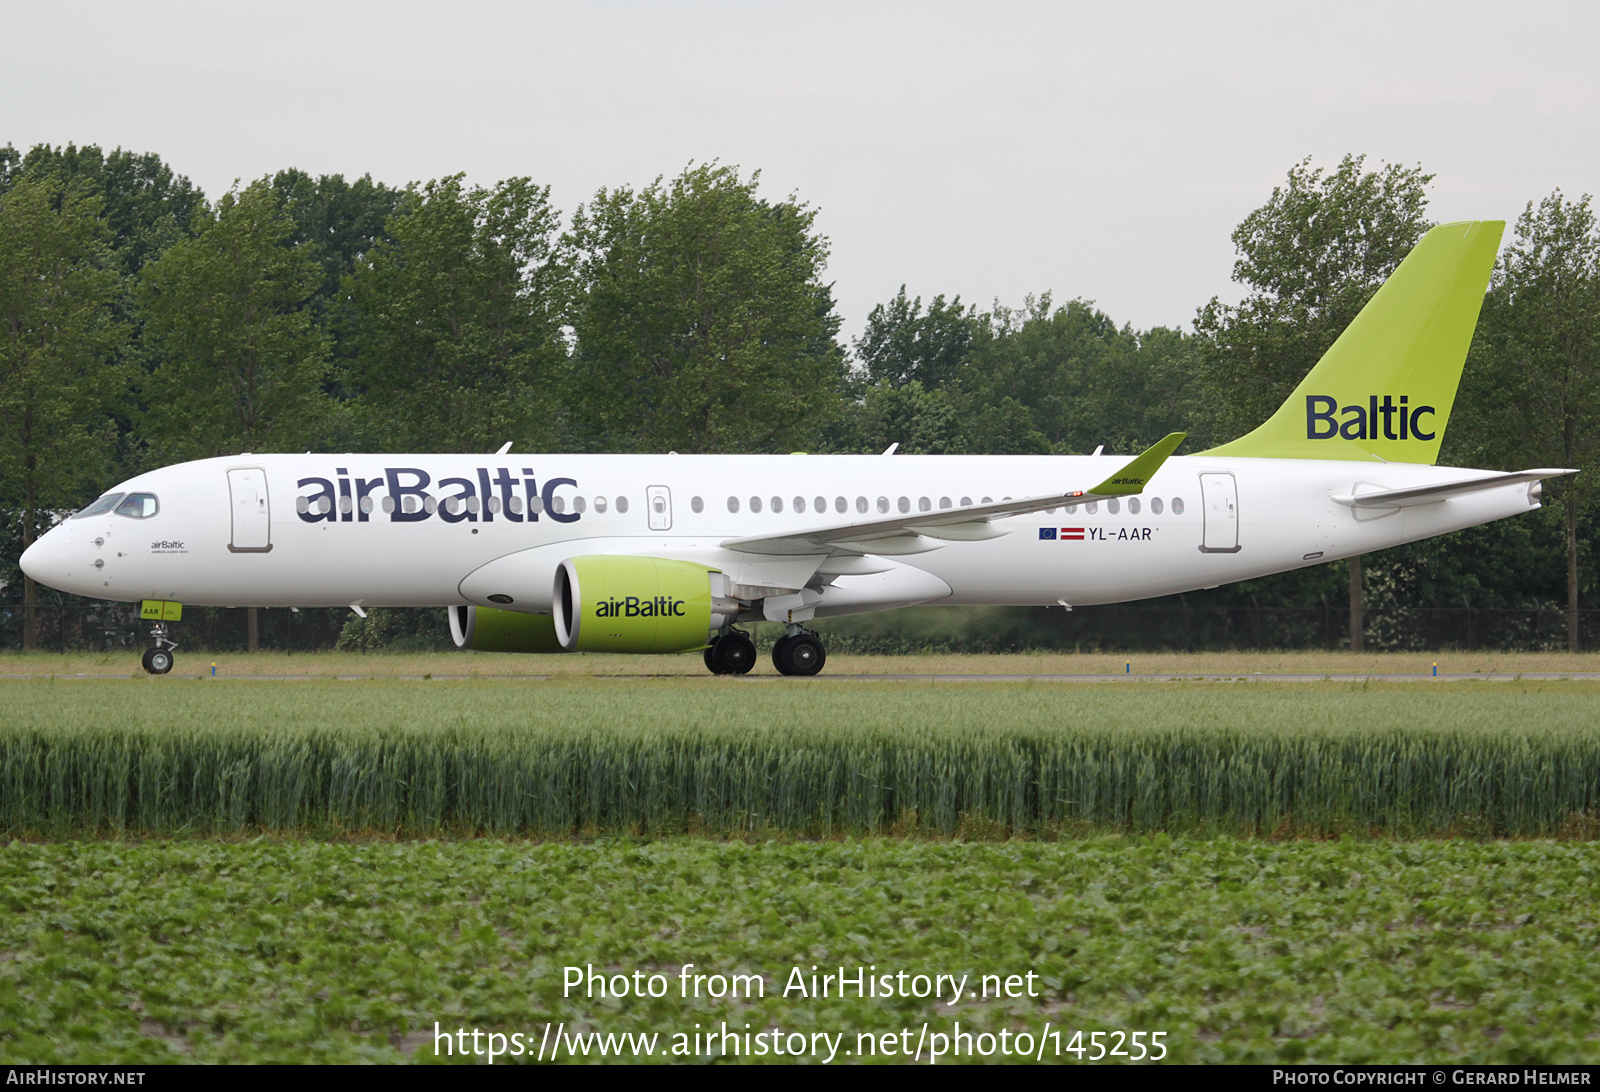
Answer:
[{"xmin": 1040, "ymin": 527, "xmax": 1086, "ymax": 540}]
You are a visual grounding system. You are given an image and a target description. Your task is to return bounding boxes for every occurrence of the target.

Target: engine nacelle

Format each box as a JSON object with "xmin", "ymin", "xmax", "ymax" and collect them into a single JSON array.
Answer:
[
  {"xmin": 449, "ymin": 605, "xmax": 564, "ymax": 653},
  {"xmin": 552, "ymin": 556, "xmax": 738, "ymax": 653}
]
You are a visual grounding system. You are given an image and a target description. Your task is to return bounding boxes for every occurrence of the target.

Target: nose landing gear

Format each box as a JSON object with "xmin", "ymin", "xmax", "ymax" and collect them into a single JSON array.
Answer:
[{"xmin": 141, "ymin": 622, "xmax": 177, "ymax": 675}]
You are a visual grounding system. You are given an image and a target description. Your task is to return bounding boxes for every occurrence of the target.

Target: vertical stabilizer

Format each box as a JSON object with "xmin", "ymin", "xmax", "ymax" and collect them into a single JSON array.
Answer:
[{"xmin": 1202, "ymin": 219, "xmax": 1503, "ymax": 463}]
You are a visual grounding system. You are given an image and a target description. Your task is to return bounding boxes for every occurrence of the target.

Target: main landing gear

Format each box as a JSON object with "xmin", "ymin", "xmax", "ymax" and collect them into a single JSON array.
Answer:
[
  {"xmin": 704, "ymin": 629, "xmax": 756, "ymax": 675},
  {"xmin": 703, "ymin": 626, "xmax": 829, "ymax": 677},
  {"xmin": 772, "ymin": 627, "xmax": 825, "ymax": 677},
  {"xmin": 141, "ymin": 622, "xmax": 177, "ymax": 675}
]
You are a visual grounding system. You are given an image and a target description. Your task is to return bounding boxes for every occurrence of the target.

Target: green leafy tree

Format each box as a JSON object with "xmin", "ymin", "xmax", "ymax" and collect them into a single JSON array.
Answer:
[
  {"xmin": 136, "ymin": 180, "xmax": 332, "ymax": 461},
  {"xmin": 853, "ymin": 287, "xmax": 985, "ymax": 391},
  {"xmin": 0, "ymin": 143, "xmax": 204, "ymax": 276},
  {"xmin": 0, "ymin": 177, "xmax": 124, "ymax": 647},
  {"xmin": 565, "ymin": 163, "xmax": 845, "ymax": 453},
  {"xmin": 1467, "ymin": 192, "xmax": 1600, "ymax": 650},
  {"xmin": 1195, "ymin": 154, "xmax": 1434, "ymax": 442},
  {"xmin": 969, "ymin": 295, "xmax": 1195, "ymax": 455},
  {"xmin": 846, "ymin": 381, "xmax": 967, "ymax": 455},
  {"xmin": 340, "ymin": 175, "xmax": 566, "ymax": 453}
]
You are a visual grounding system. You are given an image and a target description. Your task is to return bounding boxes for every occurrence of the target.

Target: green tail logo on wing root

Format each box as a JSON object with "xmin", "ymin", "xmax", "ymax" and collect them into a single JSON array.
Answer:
[{"xmin": 1202, "ymin": 219, "xmax": 1504, "ymax": 464}]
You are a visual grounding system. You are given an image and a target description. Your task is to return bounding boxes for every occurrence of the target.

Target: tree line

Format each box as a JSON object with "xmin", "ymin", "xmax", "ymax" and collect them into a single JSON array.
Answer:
[{"xmin": 2, "ymin": 144, "xmax": 1596, "ymax": 651}]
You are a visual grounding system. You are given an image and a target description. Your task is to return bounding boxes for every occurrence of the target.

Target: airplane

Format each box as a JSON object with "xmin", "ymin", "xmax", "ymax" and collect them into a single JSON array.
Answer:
[{"xmin": 19, "ymin": 219, "xmax": 1574, "ymax": 677}]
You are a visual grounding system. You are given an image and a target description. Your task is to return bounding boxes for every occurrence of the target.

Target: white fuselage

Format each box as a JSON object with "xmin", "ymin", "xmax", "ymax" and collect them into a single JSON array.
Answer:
[{"xmin": 20, "ymin": 452, "xmax": 1541, "ymax": 618}]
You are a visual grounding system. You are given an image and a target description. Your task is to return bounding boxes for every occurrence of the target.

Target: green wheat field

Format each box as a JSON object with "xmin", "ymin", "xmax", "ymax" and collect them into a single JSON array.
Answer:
[{"xmin": 3, "ymin": 669, "xmax": 1600, "ymax": 1063}]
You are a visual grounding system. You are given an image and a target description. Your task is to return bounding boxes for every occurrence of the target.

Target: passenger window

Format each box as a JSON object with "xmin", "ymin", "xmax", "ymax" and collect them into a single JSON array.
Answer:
[
  {"xmin": 960, "ymin": 496, "xmax": 972, "ymax": 507},
  {"xmin": 423, "ymin": 496, "xmax": 438, "ymax": 514},
  {"xmin": 360, "ymin": 495, "xmax": 375, "ymax": 514},
  {"xmin": 728, "ymin": 496, "xmax": 740, "ymax": 513},
  {"xmin": 593, "ymin": 496, "xmax": 607, "ymax": 513},
  {"xmin": 918, "ymin": 497, "xmax": 930, "ymax": 512},
  {"xmin": 794, "ymin": 496, "xmax": 806, "ymax": 514},
  {"xmin": 383, "ymin": 496, "xmax": 396, "ymax": 513},
  {"xmin": 551, "ymin": 496, "xmax": 564, "ymax": 514},
  {"xmin": 1172, "ymin": 497, "xmax": 1185, "ymax": 515},
  {"xmin": 981, "ymin": 496, "xmax": 992, "ymax": 504},
  {"xmin": 876, "ymin": 497, "xmax": 889, "ymax": 514},
  {"xmin": 836, "ymin": 497, "xmax": 847, "ymax": 513},
  {"xmin": 1086, "ymin": 501, "xmax": 1098, "ymax": 514},
  {"xmin": 750, "ymin": 496, "xmax": 763, "ymax": 513},
  {"xmin": 530, "ymin": 496, "xmax": 546, "ymax": 514},
  {"xmin": 339, "ymin": 495, "xmax": 353, "ymax": 515},
  {"xmin": 1151, "ymin": 497, "xmax": 1163, "ymax": 514},
  {"xmin": 614, "ymin": 496, "xmax": 628, "ymax": 514},
  {"xmin": 897, "ymin": 497, "xmax": 910, "ymax": 513},
  {"xmin": 572, "ymin": 496, "xmax": 586, "ymax": 514},
  {"xmin": 813, "ymin": 496, "xmax": 825, "ymax": 513},
  {"xmin": 468, "ymin": 495, "xmax": 483, "ymax": 514},
  {"xmin": 939, "ymin": 497, "xmax": 951, "ymax": 509},
  {"xmin": 856, "ymin": 497, "xmax": 868, "ymax": 514},
  {"xmin": 771, "ymin": 496, "xmax": 783, "ymax": 513},
  {"xmin": 691, "ymin": 496, "xmax": 704, "ymax": 514},
  {"xmin": 1128, "ymin": 497, "xmax": 1140, "ymax": 514},
  {"xmin": 488, "ymin": 495, "xmax": 503, "ymax": 514},
  {"xmin": 1107, "ymin": 498, "xmax": 1120, "ymax": 514},
  {"xmin": 72, "ymin": 493, "xmax": 124, "ymax": 519},
  {"xmin": 114, "ymin": 493, "xmax": 159, "ymax": 519},
  {"xmin": 1065, "ymin": 503, "xmax": 1077, "ymax": 514}
]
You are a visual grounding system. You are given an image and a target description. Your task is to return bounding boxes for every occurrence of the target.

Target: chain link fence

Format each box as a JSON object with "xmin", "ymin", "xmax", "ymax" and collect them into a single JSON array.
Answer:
[{"xmin": 1, "ymin": 599, "xmax": 1596, "ymax": 654}]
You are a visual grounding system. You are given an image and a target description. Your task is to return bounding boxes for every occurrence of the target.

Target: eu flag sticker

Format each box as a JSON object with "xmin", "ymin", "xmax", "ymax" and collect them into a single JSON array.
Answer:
[{"xmin": 1039, "ymin": 527, "xmax": 1057, "ymax": 540}]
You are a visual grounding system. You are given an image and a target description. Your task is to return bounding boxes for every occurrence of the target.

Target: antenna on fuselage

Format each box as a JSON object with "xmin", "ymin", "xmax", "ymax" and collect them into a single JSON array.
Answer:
[
  {"xmin": 881, "ymin": 443, "xmax": 899, "ymax": 455},
  {"xmin": 496, "ymin": 441, "xmax": 512, "ymax": 455}
]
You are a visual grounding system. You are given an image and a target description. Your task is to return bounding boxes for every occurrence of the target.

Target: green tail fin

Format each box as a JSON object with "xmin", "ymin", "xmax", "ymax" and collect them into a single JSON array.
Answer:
[{"xmin": 1201, "ymin": 219, "xmax": 1504, "ymax": 463}]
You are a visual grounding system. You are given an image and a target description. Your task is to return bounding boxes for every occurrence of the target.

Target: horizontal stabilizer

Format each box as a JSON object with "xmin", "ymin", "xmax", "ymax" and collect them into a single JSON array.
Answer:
[{"xmin": 1332, "ymin": 469, "xmax": 1576, "ymax": 509}]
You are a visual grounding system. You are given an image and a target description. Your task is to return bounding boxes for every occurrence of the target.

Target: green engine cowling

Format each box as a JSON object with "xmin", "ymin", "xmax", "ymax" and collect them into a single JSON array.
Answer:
[
  {"xmin": 449, "ymin": 605, "xmax": 564, "ymax": 653},
  {"xmin": 553, "ymin": 556, "xmax": 737, "ymax": 653}
]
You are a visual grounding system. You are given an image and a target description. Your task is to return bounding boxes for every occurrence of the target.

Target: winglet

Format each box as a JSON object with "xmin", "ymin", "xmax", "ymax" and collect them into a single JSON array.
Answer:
[{"xmin": 1089, "ymin": 433, "xmax": 1186, "ymax": 495}]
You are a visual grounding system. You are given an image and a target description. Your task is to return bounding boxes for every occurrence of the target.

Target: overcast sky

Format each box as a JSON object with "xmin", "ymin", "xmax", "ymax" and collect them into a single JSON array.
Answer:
[{"xmin": 6, "ymin": 1, "xmax": 1597, "ymax": 340}]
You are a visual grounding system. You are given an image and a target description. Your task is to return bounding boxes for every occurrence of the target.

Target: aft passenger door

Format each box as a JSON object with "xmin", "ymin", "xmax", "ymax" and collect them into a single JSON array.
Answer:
[
  {"xmin": 227, "ymin": 467, "xmax": 272, "ymax": 552},
  {"xmin": 1198, "ymin": 472, "xmax": 1240, "ymax": 553}
]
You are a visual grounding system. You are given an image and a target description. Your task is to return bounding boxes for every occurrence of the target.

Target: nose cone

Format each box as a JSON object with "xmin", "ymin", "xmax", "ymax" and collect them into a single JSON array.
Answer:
[{"xmin": 20, "ymin": 528, "xmax": 80, "ymax": 593}]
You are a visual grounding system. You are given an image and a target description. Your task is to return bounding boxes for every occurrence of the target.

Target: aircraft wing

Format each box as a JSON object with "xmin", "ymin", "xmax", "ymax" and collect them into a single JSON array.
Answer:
[
  {"xmin": 723, "ymin": 433, "xmax": 1186, "ymax": 557},
  {"xmin": 1331, "ymin": 468, "xmax": 1576, "ymax": 509}
]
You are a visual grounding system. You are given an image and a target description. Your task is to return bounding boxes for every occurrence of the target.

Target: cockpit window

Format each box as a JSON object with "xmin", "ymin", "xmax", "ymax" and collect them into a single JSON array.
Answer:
[
  {"xmin": 71, "ymin": 493, "xmax": 124, "ymax": 519},
  {"xmin": 114, "ymin": 493, "xmax": 159, "ymax": 519}
]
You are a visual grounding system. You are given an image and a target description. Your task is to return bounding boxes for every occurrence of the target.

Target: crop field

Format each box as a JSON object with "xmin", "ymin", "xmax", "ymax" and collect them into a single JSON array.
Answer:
[
  {"xmin": 4, "ymin": 668, "xmax": 1598, "ymax": 1065},
  {"xmin": 3, "ymin": 837, "xmax": 1600, "ymax": 1064},
  {"xmin": 2, "ymin": 677, "xmax": 1600, "ymax": 838}
]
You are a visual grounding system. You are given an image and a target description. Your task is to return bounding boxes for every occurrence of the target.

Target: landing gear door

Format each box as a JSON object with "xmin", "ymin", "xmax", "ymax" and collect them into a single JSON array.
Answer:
[
  {"xmin": 1198, "ymin": 472, "xmax": 1241, "ymax": 554},
  {"xmin": 228, "ymin": 467, "xmax": 273, "ymax": 552},
  {"xmin": 646, "ymin": 485, "xmax": 672, "ymax": 531}
]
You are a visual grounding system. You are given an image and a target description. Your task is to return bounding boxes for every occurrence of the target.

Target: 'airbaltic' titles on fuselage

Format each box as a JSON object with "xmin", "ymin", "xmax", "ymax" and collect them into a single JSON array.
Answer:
[
  {"xmin": 294, "ymin": 468, "xmax": 581, "ymax": 525},
  {"xmin": 1305, "ymin": 395, "xmax": 1436, "ymax": 442},
  {"xmin": 594, "ymin": 596, "xmax": 687, "ymax": 618}
]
